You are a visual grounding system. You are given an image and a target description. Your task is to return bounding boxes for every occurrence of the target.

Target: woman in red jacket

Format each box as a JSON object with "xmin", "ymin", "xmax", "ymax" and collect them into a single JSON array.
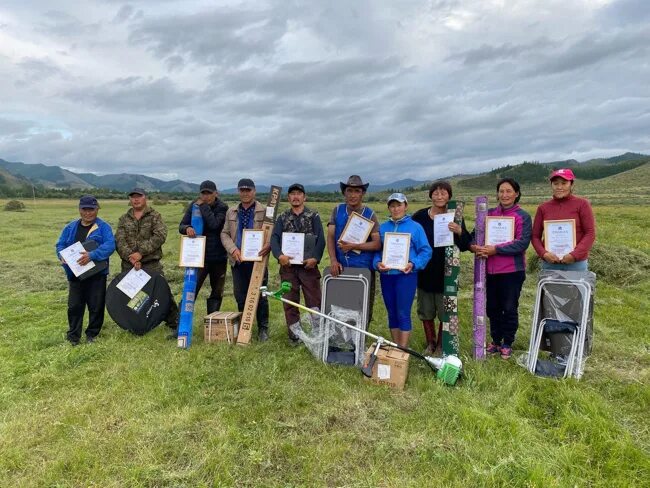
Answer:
[{"xmin": 531, "ymin": 169, "xmax": 596, "ymax": 271}]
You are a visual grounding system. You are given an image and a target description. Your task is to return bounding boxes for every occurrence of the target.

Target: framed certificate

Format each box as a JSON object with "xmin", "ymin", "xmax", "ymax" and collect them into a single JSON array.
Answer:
[
  {"xmin": 485, "ymin": 216, "xmax": 515, "ymax": 245},
  {"xmin": 179, "ymin": 236, "xmax": 206, "ymax": 267},
  {"xmin": 241, "ymin": 229, "xmax": 264, "ymax": 261},
  {"xmin": 282, "ymin": 232, "xmax": 305, "ymax": 265},
  {"xmin": 544, "ymin": 219, "xmax": 576, "ymax": 258},
  {"xmin": 339, "ymin": 212, "xmax": 375, "ymax": 255},
  {"xmin": 433, "ymin": 212, "xmax": 455, "ymax": 248},
  {"xmin": 382, "ymin": 232, "xmax": 411, "ymax": 270}
]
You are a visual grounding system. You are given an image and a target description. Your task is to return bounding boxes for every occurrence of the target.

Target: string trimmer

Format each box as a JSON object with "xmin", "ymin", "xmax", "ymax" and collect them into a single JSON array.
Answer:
[{"xmin": 261, "ymin": 283, "xmax": 462, "ymax": 386}]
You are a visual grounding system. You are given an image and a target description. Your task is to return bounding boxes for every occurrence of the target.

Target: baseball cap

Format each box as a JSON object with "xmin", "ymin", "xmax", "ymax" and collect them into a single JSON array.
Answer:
[
  {"xmin": 79, "ymin": 195, "xmax": 99, "ymax": 209},
  {"xmin": 288, "ymin": 183, "xmax": 305, "ymax": 193},
  {"xmin": 199, "ymin": 180, "xmax": 217, "ymax": 192},
  {"xmin": 128, "ymin": 187, "xmax": 147, "ymax": 197},
  {"xmin": 387, "ymin": 192, "xmax": 408, "ymax": 204},
  {"xmin": 549, "ymin": 169, "xmax": 575, "ymax": 181},
  {"xmin": 237, "ymin": 178, "xmax": 255, "ymax": 190}
]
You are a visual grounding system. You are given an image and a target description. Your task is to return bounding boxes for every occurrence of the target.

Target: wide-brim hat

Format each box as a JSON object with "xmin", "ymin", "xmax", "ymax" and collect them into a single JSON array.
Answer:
[{"xmin": 340, "ymin": 175, "xmax": 369, "ymax": 194}]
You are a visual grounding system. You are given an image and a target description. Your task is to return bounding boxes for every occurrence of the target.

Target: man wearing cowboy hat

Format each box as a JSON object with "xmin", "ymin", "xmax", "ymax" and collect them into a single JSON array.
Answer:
[{"xmin": 326, "ymin": 175, "xmax": 381, "ymax": 322}]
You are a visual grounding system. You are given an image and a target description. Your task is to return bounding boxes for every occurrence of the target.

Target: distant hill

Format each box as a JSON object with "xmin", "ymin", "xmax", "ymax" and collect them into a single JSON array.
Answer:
[
  {"xmin": 0, "ymin": 153, "xmax": 648, "ymax": 199},
  {"xmin": 458, "ymin": 152, "xmax": 650, "ymax": 189}
]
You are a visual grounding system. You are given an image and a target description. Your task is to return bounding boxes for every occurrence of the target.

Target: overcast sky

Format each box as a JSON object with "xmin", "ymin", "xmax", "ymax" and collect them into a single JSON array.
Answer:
[{"xmin": 0, "ymin": 0, "xmax": 649, "ymax": 187}]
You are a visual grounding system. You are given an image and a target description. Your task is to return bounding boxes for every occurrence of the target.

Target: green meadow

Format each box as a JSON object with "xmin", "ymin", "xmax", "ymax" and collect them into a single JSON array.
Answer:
[{"xmin": 0, "ymin": 194, "xmax": 648, "ymax": 487}]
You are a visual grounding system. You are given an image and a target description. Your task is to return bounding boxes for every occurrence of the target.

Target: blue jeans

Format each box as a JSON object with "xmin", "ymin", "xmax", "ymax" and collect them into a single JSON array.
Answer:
[{"xmin": 541, "ymin": 260, "xmax": 588, "ymax": 272}]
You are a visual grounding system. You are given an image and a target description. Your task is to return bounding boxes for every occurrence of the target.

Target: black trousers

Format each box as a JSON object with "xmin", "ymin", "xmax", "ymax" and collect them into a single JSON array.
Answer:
[
  {"xmin": 67, "ymin": 274, "xmax": 107, "ymax": 342},
  {"xmin": 195, "ymin": 260, "xmax": 227, "ymax": 314},
  {"xmin": 486, "ymin": 271, "xmax": 526, "ymax": 347},
  {"xmin": 231, "ymin": 261, "xmax": 269, "ymax": 329}
]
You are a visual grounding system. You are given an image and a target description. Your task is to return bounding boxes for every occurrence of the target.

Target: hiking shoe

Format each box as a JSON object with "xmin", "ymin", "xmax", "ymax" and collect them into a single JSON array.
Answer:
[
  {"xmin": 486, "ymin": 342, "xmax": 501, "ymax": 354},
  {"xmin": 500, "ymin": 345, "xmax": 512, "ymax": 360},
  {"xmin": 258, "ymin": 327, "xmax": 269, "ymax": 342}
]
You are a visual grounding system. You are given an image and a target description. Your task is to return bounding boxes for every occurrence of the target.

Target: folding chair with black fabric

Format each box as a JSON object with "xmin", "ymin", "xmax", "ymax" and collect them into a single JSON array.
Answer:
[{"xmin": 525, "ymin": 269, "xmax": 596, "ymax": 379}]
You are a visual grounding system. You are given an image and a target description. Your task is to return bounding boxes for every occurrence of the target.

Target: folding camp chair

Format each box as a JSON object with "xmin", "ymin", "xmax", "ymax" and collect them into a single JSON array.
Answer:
[
  {"xmin": 320, "ymin": 268, "xmax": 371, "ymax": 366},
  {"xmin": 526, "ymin": 270, "xmax": 595, "ymax": 379}
]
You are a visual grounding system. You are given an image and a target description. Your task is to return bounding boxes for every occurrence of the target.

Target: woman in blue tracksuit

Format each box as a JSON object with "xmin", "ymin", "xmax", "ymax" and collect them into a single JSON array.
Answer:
[{"xmin": 374, "ymin": 193, "xmax": 432, "ymax": 347}]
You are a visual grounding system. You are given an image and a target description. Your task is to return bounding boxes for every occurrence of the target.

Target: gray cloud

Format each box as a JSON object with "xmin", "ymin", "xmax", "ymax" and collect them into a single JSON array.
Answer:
[{"xmin": 0, "ymin": 0, "xmax": 648, "ymax": 187}]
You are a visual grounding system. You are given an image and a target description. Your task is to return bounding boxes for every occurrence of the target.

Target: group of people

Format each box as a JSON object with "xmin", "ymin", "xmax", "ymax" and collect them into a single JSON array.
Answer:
[{"xmin": 56, "ymin": 169, "xmax": 595, "ymax": 360}]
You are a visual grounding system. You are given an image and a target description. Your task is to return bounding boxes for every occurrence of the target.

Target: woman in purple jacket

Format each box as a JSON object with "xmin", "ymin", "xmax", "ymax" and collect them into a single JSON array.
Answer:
[{"xmin": 471, "ymin": 178, "xmax": 531, "ymax": 359}]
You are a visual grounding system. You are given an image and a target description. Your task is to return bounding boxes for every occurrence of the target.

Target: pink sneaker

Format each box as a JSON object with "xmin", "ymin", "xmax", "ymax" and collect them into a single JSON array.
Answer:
[{"xmin": 500, "ymin": 345, "xmax": 512, "ymax": 360}]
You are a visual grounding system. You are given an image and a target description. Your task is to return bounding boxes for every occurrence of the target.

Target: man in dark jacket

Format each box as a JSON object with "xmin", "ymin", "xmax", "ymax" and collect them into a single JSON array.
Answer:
[
  {"xmin": 55, "ymin": 195, "xmax": 115, "ymax": 345},
  {"xmin": 179, "ymin": 180, "xmax": 229, "ymax": 314},
  {"xmin": 270, "ymin": 183, "xmax": 326, "ymax": 344}
]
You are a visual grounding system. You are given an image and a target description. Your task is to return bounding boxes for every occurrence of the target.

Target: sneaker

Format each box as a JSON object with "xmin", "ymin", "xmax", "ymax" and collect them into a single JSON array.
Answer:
[
  {"xmin": 86, "ymin": 336, "xmax": 97, "ymax": 344},
  {"xmin": 288, "ymin": 336, "xmax": 301, "ymax": 347},
  {"xmin": 486, "ymin": 342, "xmax": 501, "ymax": 354},
  {"xmin": 500, "ymin": 345, "xmax": 512, "ymax": 360},
  {"xmin": 166, "ymin": 329, "xmax": 178, "ymax": 340},
  {"xmin": 68, "ymin": 339, "xmax": 79, "ymax": 347}
]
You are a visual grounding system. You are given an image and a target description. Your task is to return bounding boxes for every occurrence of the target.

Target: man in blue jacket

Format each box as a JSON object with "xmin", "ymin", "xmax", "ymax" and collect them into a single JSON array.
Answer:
[{"xmin": 55, "ymin": 195, "xmax": 115, "ymax": 345}]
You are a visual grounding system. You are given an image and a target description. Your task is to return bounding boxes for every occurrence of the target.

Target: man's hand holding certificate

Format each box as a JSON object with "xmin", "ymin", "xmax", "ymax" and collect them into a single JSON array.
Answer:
[
  {"xmin": 60, "ymin": 241, "xmax": 96, "ymax": 277},
  {"xmin": 241, "ymin": 229, "xmax": 264, "ymax": 261},
  {"xmin": 281, "ymin": 232, "xmax": 305, "ymax": 265},
  {"xmin": 338, "ymin": 212, "xmax": 373, "ymax": 254}
]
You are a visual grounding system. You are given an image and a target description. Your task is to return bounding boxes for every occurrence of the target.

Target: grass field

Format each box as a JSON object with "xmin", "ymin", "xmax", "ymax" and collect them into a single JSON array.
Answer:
[{"xmin": 0, "ymin": 195, "xmax": 648, "ymax": 487}]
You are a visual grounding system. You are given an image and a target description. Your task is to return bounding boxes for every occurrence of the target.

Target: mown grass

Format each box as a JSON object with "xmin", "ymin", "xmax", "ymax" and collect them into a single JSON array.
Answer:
[{"xmin": 0, "ymin": 198, "xmax": 648, "ymax": 487}]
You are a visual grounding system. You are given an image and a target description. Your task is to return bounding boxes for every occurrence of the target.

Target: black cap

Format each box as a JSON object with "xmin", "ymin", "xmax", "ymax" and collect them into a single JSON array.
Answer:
[
  {"xmin": 199, "ymin": 180, "xmax": 217, "ymax": 192},
  {"xmin": 287, "ymin": 183, "xmax": 305, "ymax": 194},
  {"xmin": 128, "ymin": 187, "xmax": 146, "ymax": 197},
  {"xmin": 78, "ymin": 195, "xmax": 99, "ymax": 209},
  {"xmin": 237, "ymin": 178, "xmax": 255, "ymax": 190}
]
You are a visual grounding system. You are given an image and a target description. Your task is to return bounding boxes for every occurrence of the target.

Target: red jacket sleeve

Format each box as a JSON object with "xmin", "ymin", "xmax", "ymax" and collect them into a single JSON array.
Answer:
[{"xmin": 571, "ymin": 200, "xmax": 596, "ymax": 261}]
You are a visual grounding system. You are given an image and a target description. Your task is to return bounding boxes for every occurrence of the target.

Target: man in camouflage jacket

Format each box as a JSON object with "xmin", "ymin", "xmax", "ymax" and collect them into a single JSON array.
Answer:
[
  {"xmin": 115, "ymin": 187, "xmax": 179, "ymax": 328},
  {"xmin": 270, "ymin": 183, "xmax": 326, "ymax": 345}
]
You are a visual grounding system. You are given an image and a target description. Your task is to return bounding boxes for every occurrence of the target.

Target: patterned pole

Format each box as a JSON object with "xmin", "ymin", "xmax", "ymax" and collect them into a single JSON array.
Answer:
[
  {"xmin": 442, "ymin": 200, "xmax": 464, "ymax": 357},
  {"xmin": 177, "ymin": 204, "xmax": 204, "ymax": 349},
  {"xmin": 473, "ymin": 196, "xmax": 488, "ymax": 360}
]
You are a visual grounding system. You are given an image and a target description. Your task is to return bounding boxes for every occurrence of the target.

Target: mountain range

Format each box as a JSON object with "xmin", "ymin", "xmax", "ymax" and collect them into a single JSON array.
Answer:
[{"xmin": 1, "ymin": 152, "xmax": 648, "ymax": 195}]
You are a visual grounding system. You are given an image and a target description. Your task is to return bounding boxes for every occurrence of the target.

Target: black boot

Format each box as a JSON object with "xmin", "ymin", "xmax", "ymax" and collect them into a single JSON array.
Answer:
[{"xmin": 258, "ymin": 326, "xmax": 269, "ymax": 342}]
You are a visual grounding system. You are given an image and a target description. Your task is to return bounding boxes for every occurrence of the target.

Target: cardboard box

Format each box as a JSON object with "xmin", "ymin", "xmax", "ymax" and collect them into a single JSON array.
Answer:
[
  {"xmin": 204, "ymin": 311, "xmax": 241, "ymax": 344},
  {"xmin": 363, "ymin": 343, "xmax": 410, "ymax": 390}
]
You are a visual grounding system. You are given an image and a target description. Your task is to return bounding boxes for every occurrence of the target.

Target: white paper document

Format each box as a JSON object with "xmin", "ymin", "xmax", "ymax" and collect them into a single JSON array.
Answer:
[
  {"xmin": 544, "ymin": 219, "xmax": 576, "ymax": 258},
  {"xmin": 485, "ymin": 217, "xmax": 515, "ymax": 245},
  {"xmin": 179, "ymin": 236, "xmax": 206, "ymax": 268},
  {"xmin": 382, "ymin": 232, "xmax": 411, "ymax": 270},
  {"xmin": 433, "ymin": 212, "xmax": 455, "ymax": 248},
  {"xmin": 60, "ymin": 241, "xmax": 95, "ymax": 277},
  {"xmin": 116, "ymin": 268, "xmax": 152, "ymax": 299},
  {"xmin": 241, "ymin": 229, "xmax": 264, "ymax": 261},
  {"xmin": 282, "ymin": 232, "xmax": 305, "ymax": 265}
]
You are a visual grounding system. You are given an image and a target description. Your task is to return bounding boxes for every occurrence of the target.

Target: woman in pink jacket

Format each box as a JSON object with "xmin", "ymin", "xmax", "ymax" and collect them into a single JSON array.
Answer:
[{"xmin": 472, "ymin": 178, "xmax": 531, "ymax": 360}]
